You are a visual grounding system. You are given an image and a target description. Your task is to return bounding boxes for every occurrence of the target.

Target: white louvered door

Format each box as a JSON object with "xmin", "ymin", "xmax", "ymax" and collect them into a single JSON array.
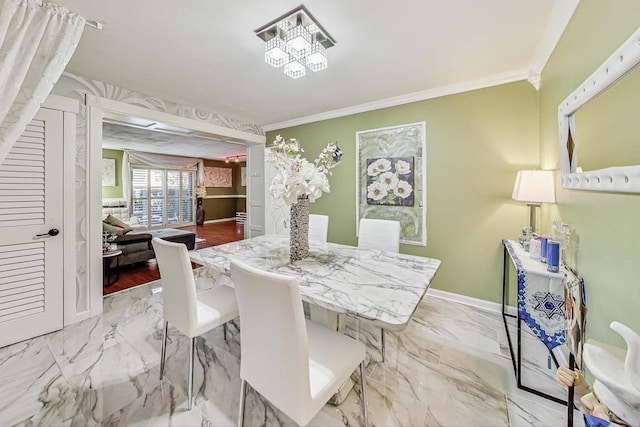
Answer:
[{"xmin": 0, "ymin": 108, "xmax": 63, "ymax": 347}]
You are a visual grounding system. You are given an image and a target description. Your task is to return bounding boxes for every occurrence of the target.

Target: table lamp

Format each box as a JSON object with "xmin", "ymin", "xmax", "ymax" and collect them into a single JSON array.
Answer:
[{"xmin": 512, "ymin": 169, "xmax": 555, "ymax": 234}]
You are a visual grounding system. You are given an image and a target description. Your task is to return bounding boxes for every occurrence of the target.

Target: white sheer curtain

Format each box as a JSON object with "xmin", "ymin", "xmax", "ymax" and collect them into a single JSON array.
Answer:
[
  {"xmin": 0, "ymin": 0, "xmax": 85, "ymax": 164},
  {"xmin": 123, "ymin": 150, "xmax": 204, "ymax": 207},
  {"xmin": 126, "ymin": 151, "xmax": 204, "ymax": 182},
  {"xmin": 122, "ymin": 150, "xmax": 131, "ymax": 211}
]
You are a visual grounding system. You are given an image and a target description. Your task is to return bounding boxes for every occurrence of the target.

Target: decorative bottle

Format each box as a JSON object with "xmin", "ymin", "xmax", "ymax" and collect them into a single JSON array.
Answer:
[{"xmin": 518, "ymin": 227, "xmax": 528, "ymax": 248}]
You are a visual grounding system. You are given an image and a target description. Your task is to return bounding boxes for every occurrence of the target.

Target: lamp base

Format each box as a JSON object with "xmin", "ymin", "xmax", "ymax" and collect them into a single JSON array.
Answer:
[{"xmin": 527, "ymin": 203, "xmax": 541, "ymax": 235}]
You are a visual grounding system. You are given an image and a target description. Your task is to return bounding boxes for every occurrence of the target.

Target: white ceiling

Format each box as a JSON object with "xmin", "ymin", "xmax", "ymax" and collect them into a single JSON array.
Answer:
[
  {"xmin": 101, "ymin": 122, "xmax": 247, "ymax": 161},
  {"xmin": 53, "ymin": 0, "xmax": 579, "ymax": 159}
]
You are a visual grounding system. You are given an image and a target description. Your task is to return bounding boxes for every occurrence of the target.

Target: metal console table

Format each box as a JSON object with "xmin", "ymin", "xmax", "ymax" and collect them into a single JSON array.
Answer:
[{"xmin": 501, "ymin": 239, "xmax": 567, "ymax": 405}]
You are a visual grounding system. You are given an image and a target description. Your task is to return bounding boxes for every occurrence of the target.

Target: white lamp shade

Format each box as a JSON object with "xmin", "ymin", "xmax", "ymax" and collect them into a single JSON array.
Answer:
[{"xmin": 512, "ymin": 170, "xmax": 556, "ymax": 203}]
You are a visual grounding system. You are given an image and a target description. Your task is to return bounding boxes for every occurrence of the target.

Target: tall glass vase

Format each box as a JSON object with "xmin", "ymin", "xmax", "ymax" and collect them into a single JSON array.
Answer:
[{"xmin": 290, "ymin": 197, "xmax": 309, "ymax": 260}]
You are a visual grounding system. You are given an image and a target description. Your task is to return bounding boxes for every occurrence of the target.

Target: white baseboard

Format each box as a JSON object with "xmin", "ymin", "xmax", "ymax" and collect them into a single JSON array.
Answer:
[
  {"xmin": 203, "ymin": 217, "xmax": 236, "ymax": 224},
  {"xmin": 426, "ymin": 287, "xmax": 517, "ymax": 316}
]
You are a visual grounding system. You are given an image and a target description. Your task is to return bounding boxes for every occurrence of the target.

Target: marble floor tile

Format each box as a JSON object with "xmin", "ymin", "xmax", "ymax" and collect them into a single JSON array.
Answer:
[
  {"xmin": 49, "ymin": 327, "xmax": 161, "ymax": 424},
  {"xmin": 430, "ymin": 345, "xmax": 511, "ymax": 426},
  {"xmin": 0, "ymin": 336, "xmax": 82, "ymax": 426},
  {"xmin": 412, "ymin": 295, "xmax": 504, "ymax": 355},
  {"xmin": 99, "ymin": 382, "xmax": 208, "ymax": 427},
  {"xmin": 0, "ymin": 281, "xmax": 580, "ymax": 427},
  {"xmin": 507, "ymin": 392, "xmax": 585, "ymax": 427},
  {"xmin": 499, "ymin": 315, "xmax": 567, "ymax": 402}
]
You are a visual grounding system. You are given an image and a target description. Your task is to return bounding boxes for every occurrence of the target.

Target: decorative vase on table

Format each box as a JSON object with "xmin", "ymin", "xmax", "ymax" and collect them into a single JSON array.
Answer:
[
  {"xmin": 290, "ymin": 197, "xmax": 310, "ymax": 260},
  {"xmin": 268, "ymin": 135, "xmax": 343, "ymax": 261},
  {"xmin": 196, "ymin": 197, "xmax": 205, "ymax": 225}
]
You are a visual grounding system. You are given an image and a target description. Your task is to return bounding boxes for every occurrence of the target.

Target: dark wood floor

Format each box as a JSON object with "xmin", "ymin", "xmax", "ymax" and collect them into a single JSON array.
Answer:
[{"xmin": 103, "ymin": 220, "xmax": 244, "ymax": 296}]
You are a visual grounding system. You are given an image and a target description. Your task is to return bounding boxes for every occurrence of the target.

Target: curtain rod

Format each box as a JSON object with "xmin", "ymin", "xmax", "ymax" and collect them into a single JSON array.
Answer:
[{"xmin": 85, "ymin": 20, "xmax": 103, "ymax": 30}]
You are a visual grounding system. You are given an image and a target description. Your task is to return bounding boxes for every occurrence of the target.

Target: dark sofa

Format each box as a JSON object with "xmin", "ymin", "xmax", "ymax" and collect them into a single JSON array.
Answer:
[{"xmin": 106, "ymin": 228, "xmax": 196, "ymax": 269}]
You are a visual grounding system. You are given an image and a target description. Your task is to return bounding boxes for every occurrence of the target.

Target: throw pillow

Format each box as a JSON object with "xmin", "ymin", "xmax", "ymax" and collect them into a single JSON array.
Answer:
[
  {"xmin": 103, "ymin": 214, "xmax": 133, "ymax": 234},
  {"xmin": 103, "ymin": 222, "xmax": 126, "ymax": 235}
]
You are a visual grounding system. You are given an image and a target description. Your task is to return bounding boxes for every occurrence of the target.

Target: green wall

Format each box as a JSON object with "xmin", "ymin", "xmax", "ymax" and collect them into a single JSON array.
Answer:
[
  {"xmin": 268, "ymin": 80, "xmax": 539, "ymax": 302},
  {"xmin": 201, "ymin": 160, "xmax": 246, "ymax": 221},
  {"xmin": 539, "ymin": 0, "xmax": 640, "ymax": 348},
  {"xmin": 265, "ymin": 1, "xmax": 640, "ymax": 350},
  {"xmin": 101, "ymin": 149, "xmax": 124, "ymax": 198}
]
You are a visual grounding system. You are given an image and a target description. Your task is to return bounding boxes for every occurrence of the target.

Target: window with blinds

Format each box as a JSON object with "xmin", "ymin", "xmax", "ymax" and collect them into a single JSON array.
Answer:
[{"xmin": 131, "ymin": 168, "xmax": 195, "ymax": 227}]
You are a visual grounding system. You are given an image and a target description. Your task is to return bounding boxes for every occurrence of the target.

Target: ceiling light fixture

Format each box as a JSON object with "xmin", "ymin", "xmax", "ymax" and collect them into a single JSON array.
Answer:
[
  {"xmin": 225, "ymin": 155, "xmax": 246, "ymax": 163},
  {"xmin": 255, "ymin": 5, "xmax": 336, "ymax": 79}
]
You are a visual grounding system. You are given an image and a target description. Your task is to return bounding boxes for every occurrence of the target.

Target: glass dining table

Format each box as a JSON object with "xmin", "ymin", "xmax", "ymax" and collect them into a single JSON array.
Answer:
[{"xmin": 188, "ymin": 234, "xmax": 441, "ymax": 332}]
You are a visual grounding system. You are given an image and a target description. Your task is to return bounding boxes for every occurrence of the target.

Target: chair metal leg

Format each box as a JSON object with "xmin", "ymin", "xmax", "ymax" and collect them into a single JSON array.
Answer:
[
  {"xmin": 360, "ymin": 361, "xmax": 368, "ymax": 427},
  {"xmin": 381, "ymin": 328, "xmax": 386, "ymax": 362},
  {"xmin": 188, "ymin": 337, "xmax": 195, "ymax": 410},
  {"xmin": 238, "ymin": 379, "xmax": 247, "ymax": 427},
  {"xmin": 224, "ymin": 322, "xmax": 228, "ymax": 341},
  {"xmin": 160, "ymin": 320, "xmax": 168, "ymax": 379}
]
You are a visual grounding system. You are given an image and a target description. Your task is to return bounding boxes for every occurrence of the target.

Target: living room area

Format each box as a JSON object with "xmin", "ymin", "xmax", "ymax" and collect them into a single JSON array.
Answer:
[
  {"xmin": 101, "ymin": 127, "xmax": 248, "ymax": 295},
  {"xmin": 101, "ymin": 221, "xmax": 244, "ymax": 295}
]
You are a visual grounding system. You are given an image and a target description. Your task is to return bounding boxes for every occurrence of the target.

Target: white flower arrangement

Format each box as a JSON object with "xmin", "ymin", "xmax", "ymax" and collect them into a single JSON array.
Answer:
[
  {"xmin": 269, "ymin": 135, "xmax": 342, "ymax": 205},
  {"xmin": 195, "ymin": 184, "xmax": 207, "ymax": 198},
  {"xmin": 366, "ymin": 158, "xmax": 413, "ymax": 204}
]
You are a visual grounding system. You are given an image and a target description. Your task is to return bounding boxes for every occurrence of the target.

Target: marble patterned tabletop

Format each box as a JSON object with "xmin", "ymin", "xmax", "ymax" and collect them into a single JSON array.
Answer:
[{"xmin": 189, "ymin": 235, "xmax": 441, "ymax": 331}]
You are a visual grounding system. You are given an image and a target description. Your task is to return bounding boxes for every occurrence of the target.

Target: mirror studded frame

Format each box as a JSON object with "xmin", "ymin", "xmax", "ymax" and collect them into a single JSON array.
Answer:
[{"xmin": 558, "ymin": 26, "xmax": 640, "ymax": 193}]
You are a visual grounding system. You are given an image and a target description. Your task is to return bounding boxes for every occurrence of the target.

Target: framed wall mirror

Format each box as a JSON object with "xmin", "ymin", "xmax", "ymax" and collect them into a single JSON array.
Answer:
[{"xmin": 558, "ymin": 25, "xmax": 640, "ymax": 193}]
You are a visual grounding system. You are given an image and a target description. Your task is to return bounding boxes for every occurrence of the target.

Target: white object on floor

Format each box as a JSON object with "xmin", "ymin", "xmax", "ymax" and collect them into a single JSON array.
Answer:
[
  {"xmin": 195, "ymin": 237, "xmax": 206, "ymax": 243},
  {"xmin": 235, "ymin": 211, "xmax": 247, "ymax": 224},
  {"xmin": 583, "ymin": 321, "xmax": 640, "ymax": 426}
]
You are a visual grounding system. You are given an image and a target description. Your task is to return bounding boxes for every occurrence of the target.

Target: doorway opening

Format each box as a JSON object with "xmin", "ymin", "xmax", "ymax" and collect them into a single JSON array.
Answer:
[
  {"xmin": 101, "ymin": 113, "xmax": 247, "ymax": 295},
  {"xmin": 86, "ymin": 97, "xmax": 265, "ymax": 307}
]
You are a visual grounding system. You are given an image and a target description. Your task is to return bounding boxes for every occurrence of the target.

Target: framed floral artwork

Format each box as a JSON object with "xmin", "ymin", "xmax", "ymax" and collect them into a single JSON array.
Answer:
[
  {"xmin": 204, "ymin": 166, "xmax": 232, "ymax": 187},
  {"xmin": 365, "ymin": 157, "xmax": 414, "ymax": 206},
  {"xmin": 356, "ymin": 122, "xmax": 426, "ymax": 246}
]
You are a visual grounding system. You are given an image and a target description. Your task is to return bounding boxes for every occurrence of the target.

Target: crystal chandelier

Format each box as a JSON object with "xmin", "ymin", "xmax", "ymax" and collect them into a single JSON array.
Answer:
[{"xmin": 255, "ymin": 5, "xmax": 336, "ymax": 79}]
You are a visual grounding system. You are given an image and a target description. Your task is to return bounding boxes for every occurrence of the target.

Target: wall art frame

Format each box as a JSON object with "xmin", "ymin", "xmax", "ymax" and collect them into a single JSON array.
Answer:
[
  {"xmin": 356, "ymin": 121, "xmax": 427, "ymax": 246},
  {"xmin": 204, "ymin": 166, "xmax": 232, "ymax": 187},
  {"xmin": 102, "ymin": 158, "xmax": 116, "ymax": 186}
]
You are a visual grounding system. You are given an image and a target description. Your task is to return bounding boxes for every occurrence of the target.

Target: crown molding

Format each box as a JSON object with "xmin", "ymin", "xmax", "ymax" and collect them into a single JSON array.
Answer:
[
  {"xmin": 527, "ymin": 69, "xmax": 541, "ymax": 91},
  {"xmin": 264, "ymin": 2, "xmax": 580, "ymax": 132},
  {"xmin": 263, "ymin": 70, "xmax": 529, "ymax": 131},
  {"xmin": 528, "ymin": 0, "xmax": 580, "ymax": 76}
]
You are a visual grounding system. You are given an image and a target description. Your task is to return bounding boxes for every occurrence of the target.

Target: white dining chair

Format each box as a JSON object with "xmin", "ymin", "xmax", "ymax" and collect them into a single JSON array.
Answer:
[
  {"xmin": 308, "ymin": 214, "xmax": 329, "ymax": 243},
  {"xmin": 231, "ymin": 259, "xmax": 368, "ymax": 427},
  {"xmin": 357, "ymin": 218, "xmax": 401, "ymax": 362},
  {"xmin": 152, "ymin": 237, "xmax": 239, "ymax": 410}
]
